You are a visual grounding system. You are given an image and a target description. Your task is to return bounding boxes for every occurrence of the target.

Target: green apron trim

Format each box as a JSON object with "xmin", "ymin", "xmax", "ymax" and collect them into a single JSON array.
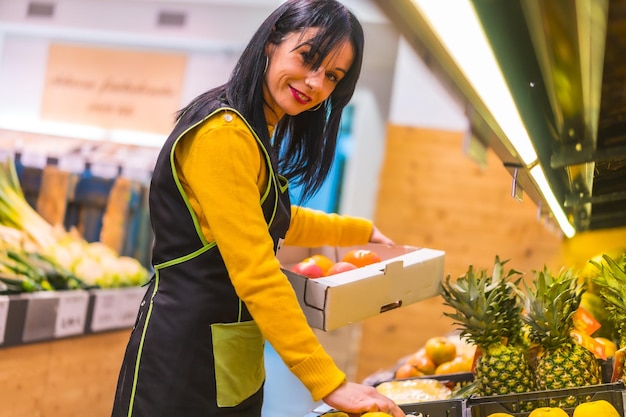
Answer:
[
  {"xmin": 153, "ymin": 241, "xmax": 216, "ymax": 270},
  {"xmin": 277, "ymin": 174, "xmax": 289, "ymax": 193},
  {"xmin": 211, "ymin": 320, "xmax": 265, "ymax": 407},
  {"xmin": 168, "ymin": 107, "xmax": 277, "ymax": 246},
  {"xmin": 127, "ymin": 271, "xmax": 160, "ymax": 417}
]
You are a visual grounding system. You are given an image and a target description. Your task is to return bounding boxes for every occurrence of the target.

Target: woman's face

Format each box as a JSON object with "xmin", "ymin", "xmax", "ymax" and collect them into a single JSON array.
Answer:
[{"xmin": 263, "ymin": 28, "xmax": 354, "ymax": 125}]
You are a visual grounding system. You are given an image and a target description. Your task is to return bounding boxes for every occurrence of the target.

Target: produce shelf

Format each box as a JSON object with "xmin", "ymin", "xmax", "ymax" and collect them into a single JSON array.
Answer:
[{"xmin": 0, "ymin": 286, "xmax": 145, "ymax": 348}]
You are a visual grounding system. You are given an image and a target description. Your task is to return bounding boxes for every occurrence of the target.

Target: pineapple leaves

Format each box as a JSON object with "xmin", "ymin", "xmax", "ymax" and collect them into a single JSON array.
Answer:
[
  {"xmin": 519, "ymin": 266, "xmax": 583, "ymax": 349},
  {"xmin": 440, "ymin": 256, "xmax": 524, "ymax": 348}
]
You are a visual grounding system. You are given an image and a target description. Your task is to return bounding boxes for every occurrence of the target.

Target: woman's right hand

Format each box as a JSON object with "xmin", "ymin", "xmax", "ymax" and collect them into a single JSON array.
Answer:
[{"xmin": 322, "ymin": 381, "xmax": 405, "ymax": 417}]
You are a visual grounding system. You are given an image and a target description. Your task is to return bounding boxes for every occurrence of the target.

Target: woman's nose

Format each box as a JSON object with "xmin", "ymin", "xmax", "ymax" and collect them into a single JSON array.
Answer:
[{"xmin": 305, "ymin": 68, "xmax": 324, "ymax": 89}]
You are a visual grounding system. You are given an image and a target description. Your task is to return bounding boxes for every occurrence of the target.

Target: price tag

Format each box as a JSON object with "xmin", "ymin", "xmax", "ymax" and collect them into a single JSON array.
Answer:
[
  {"xmin": 91, "ymin": 289, "xmax": 122, "ymax": 331},
  {"xmin": 54, "ymin": 291, "xmax": 89, "ymax": 338},
  {"xmin": 90, "ymin": 287, "xmax": 145, "ymax": 331},
  {"xmin": 90, "ymin": 163, "xmax": 119, "ymax": 179},
  {"xmin": 116, "ymin": 287, "xmax": 145, "ymax": 327},
  {"xmin": 20, "ymin": 151, "xmax": 48, "ymax": 168},
  {"xmin": 58, "ymin": 155, "xmax": 85, "ymax": 174},
  {"xmin": 0, "ymin": 296, "xmax": 9, "ymax": 345}
]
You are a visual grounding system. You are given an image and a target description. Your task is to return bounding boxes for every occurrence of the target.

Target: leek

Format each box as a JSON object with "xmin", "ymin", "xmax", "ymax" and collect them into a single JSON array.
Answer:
[{"xmin": 0, "ymin": 158, "xmax": 55, "ymax": 249}]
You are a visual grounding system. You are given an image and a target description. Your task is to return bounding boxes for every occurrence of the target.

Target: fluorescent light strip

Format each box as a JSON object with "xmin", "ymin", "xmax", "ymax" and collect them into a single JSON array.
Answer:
[
  {"xmin": 411, "ymin": 0, "xmax": 538, "ymax": 166},
  {"xmin": 529, "ymin": 165, "xmax": 576, "ymax": 238},
  {"xmin": 411, "ymin": 0, "xmax": 576, "ymax": 237},
  {"xmin": 0, "ymin": 116, "xmax": 166, "ymax": 148}
]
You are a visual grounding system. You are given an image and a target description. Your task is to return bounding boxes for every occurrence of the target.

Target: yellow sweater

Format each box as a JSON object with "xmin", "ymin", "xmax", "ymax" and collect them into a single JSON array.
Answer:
[{"xmin": 174, "ymin": 110, "xmax": 373, "ymax": 401}]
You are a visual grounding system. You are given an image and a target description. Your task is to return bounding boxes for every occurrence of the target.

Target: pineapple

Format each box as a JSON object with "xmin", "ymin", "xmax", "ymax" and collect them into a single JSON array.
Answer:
[
  {"xmin": 440, "ymin": 256, "xmax": 535, "ymax": 398},
  {"xmin": 590, "ymin": 254, "xmax": 626, "ymax": 383},
  {"xmin": 520, "ymin": 266, "xmax": 601, "ymax": 407}
]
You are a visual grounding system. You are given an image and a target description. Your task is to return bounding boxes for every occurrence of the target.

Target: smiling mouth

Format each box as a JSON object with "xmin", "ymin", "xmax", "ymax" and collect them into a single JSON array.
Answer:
[{"xmin": 290, "ymin": 86, "xmax": 311, "ymax": 105}]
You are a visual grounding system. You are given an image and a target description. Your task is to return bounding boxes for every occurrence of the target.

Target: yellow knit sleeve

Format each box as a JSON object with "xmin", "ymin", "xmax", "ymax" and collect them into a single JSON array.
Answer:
[
  {"xmin": 174, "ymin": 111, "xmax": 346, "ymax": 401},
  {"xmin": 285, "ymin": 205, "xmax": 373, "ymax": 247}
]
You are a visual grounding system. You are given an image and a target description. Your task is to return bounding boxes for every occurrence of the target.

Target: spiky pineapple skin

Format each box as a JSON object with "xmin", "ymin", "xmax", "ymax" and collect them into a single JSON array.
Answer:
[
  {"xmin": 475, "ymin": 343, "xmax": 534, "ymax": 396},
  {"xmin": 534, "ymin": 342, "xmax": 601, "ymax": 392}
]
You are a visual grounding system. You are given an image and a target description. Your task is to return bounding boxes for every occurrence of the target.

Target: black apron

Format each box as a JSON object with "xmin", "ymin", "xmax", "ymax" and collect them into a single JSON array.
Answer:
[{"xmin": 111, "ymin": 106, "xmax": 291, "ymax": 417}]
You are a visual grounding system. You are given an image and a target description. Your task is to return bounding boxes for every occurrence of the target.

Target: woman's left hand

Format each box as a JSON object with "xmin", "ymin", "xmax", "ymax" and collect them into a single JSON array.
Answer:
[{"xmin": 369, "ymin": 226, "xmax": 395, "ymax": 246}]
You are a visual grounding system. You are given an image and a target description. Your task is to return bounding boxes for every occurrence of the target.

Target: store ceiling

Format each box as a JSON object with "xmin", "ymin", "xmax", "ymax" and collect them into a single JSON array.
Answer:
[{"xmin": 375, "ymin": 0, "xmax": 626, "ymax": 234}]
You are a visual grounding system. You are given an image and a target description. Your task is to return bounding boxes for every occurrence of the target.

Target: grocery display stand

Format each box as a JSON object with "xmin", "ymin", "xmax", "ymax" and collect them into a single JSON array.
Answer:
[
  {"xmin": 466, "ymin": 382, "xmax": 626, "ymax": 417},
  {"xmin": 305, "ymin": 382, "xmax": 626, "ymax": 417},
  {"xmin": 0, "ymin": 286, "xmax": 145, "ymax": 348}
]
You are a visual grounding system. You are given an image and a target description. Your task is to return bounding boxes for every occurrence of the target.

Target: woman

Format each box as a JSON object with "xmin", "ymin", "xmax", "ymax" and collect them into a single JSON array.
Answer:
[{"xmin": 111, "ymin": 1, "xmax": 404, "ymax": 416}]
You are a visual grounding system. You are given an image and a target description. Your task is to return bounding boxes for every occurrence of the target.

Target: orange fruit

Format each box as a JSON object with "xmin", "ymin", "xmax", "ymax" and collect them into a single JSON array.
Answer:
[
  {"xmin": 341, "ymin": 249, "xmax": 381, "ymax": 268},
  {"xmin": 424, "ymin": 336, "xmax": 457, "ymax": 366},
  {"xmin": 406, "ymin": 350, "xmax": 436, "ymax": 375},
  {"xmin": 434, "ymin": 356, "xmax": 467, "ymax": 375},
  {"xmin": 326, "ymin": 261, "xmax": 358, "ymax": 275},
  {"xmin": 302, "ymin": 254, "xmax": 334, "ymax": 275},
  {"xmin": 394, "ymin": 363, "xmax": 422, "ymax": 379}
]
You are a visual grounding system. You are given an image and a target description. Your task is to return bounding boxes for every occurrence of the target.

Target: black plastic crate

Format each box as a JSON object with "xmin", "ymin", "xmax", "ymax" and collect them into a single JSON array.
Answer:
[
  {"xmin": 304, "ymin": 374, "xmax": 473, "ymax": 417},
  {"xmin": 467, "ymin": 382, "xmax": 626, "ymax": 417},
  {"xmin": 401, "ymin": 397, "xmax": 465, "ymax": 417},
  {"xmin": 303, "ymin": 398, "xmax": 466, "ymax": 417}
]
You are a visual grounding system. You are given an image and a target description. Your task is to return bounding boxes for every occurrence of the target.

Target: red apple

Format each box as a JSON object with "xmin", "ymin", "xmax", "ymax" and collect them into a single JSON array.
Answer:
[
  {"xmin": 291, "ymin": 261, "xmax": 324, "ymax": 278},
  {"xmin": 326, "ymin": 261, "xmax": 358, "ymax": 276}
]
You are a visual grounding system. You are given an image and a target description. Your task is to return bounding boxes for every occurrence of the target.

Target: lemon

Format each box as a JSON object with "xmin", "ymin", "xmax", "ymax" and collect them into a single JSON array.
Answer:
[
  {"xmin": 528, "ymin": 407, "xmax": 568, "ymax": 417},
  {"xmin": 573, "ymin": 399, "xmax": 620, "ymax": 417}
]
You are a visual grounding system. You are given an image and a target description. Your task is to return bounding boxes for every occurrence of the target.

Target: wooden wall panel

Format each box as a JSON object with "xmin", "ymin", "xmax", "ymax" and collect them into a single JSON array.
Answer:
[
  {"xmin": 0, "ymin": 330, "xmax": 129, "ymax": 417},
  {"xmin": 356, "ymin": 124, "xmax": 565, "ymax": 382}
]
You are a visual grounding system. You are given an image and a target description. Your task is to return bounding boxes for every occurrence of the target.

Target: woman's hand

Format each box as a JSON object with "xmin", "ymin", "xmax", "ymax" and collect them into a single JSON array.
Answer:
[
  {"xmin": 322, "ymin": 382, "xmax": 405, "ymax": 417},
  {"xmin": 369, "ymin": 226, "xmax": 395, "ymax": 246}
]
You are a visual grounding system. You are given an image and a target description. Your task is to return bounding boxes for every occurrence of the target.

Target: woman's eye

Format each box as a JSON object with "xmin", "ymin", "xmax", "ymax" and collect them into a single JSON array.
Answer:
[{"xmin": 327, "ymin": 73, "xmax": 339, "ymax": 83}]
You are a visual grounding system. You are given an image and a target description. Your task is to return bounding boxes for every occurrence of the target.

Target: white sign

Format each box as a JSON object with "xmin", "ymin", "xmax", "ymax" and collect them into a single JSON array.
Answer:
[
  {"xmin": 91, "ymin": 287, "xmax": 144, "ymax": 332},
  {"xmin": 54, "ymin": 291, "xmax": 89, "ymax": 338}
]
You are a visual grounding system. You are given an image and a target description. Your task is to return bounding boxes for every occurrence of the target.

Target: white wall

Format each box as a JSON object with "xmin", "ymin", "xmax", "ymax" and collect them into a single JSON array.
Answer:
[{"xmin": 389, "ymin": 37, "xmax": 467, "ymax": 131}]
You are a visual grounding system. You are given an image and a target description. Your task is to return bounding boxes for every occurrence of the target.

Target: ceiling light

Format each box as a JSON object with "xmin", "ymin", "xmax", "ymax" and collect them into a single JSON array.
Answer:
[
  {"xmin": 529, "ymin": 165, "xmax": 576, "ymax": 238},
  {"xmin": 411, "ymin": 0, "xmax": 576, "ymax": 237},
  {"xmin": 410, "ymin": 0, "xmax": 537, "ymax": 166}
]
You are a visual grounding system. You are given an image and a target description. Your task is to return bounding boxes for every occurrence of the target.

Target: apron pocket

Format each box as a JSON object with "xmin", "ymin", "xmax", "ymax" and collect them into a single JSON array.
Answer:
[{"xmin": 211, "ymin": 320, "xmax": 265, "ymax": 407}]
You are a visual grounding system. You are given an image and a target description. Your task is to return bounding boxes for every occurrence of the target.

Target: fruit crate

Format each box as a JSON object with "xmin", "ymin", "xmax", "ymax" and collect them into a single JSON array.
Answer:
[
  {"xmin": 303, "ymin": 397, "xmax": 466, "ymax": 417},
  {"xmin": 466, "ymin": 382, "xmax": 626, "ymax": 417},
  {"xmin": 401, "ymin": 397, "xmax": 466, "ymax": 417},
  {"xmin": 304, "ymin": 373, "xmax": 474, "ymax": 417}
]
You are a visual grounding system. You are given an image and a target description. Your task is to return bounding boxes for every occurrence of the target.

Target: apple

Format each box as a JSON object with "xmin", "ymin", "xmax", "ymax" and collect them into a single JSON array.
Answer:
[
  {"xmin": 424, "ymin": 336, "xmax": 457, "ymax": 366},
  {"xmin": 291, "ymin": 261, "xmax": 324, "ymax": 278},
  {"xmin": 326, "ymin": 261, "xmax": 358, "ymax": 276}
]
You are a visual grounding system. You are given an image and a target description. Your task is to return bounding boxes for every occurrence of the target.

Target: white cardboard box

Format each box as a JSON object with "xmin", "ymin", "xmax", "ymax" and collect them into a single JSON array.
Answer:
[{"xmin": 278, "ymin": 243, "xmax": 445, "ymax": 331}]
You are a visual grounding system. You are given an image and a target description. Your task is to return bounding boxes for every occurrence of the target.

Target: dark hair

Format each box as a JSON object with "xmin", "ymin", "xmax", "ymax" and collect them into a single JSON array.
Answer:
[{"xmin": 177, "ymin": 0, "xmax": 364, "ymax": 203}]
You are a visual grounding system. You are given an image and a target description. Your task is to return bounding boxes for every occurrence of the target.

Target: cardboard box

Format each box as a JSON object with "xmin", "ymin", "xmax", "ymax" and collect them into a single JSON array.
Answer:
[{"xmin": 279, "ymin": 243, "xmax": 445, "ymax": 331}]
